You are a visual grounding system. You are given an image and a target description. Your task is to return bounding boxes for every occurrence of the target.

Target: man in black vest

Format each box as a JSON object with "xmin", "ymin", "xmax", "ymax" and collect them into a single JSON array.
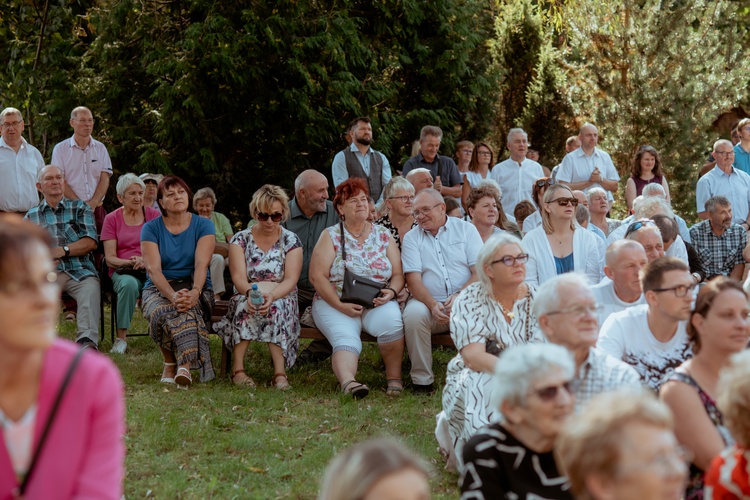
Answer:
[{"xmin": 332, "ymin": 116, "xmax": 392, "ymax": 203}]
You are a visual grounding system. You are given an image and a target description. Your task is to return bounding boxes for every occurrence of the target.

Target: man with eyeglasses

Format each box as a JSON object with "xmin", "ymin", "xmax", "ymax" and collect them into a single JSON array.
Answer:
[
  {"xmin": 556, "ymin": 123, "xmax": 620, "ymax": 204},
  {"xmin": 598, "ymin": 257, "xmax": 693, "ymax": 391},
  {"xmin": 331, "ymin": 116, "xmax": 391, "ymax": 203},
  {"xmin": 402, "ymin": 125, "xmax": 463, "ymax": 199},
  {"xmin": 0, "ymin": 107, "xmax": 44, "ymax": 214},
  {"xmin": 696, "ymin": 139, "xmax": 750, "ymax": 229},
  {"xmin": 51, "ymin": 106, "xmax": 113, "ymax": 231},
  {"xmin": 534, "ymin": 273, "xmax": 641, "ymax": 411},
  {"xmin": 689, "ymin": 195, "xmax": 747, "ymax": 281},
  {"xmin": 489, "ymin": 128, "xmax": 544, "ymax": 213},
  {"xmin": 401, "ymin": 188, "xmax": 483, "ymax": 393}
]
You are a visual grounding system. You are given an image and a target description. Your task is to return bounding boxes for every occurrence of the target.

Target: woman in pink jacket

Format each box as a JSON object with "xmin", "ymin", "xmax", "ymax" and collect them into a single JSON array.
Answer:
[{"xmin": 0, "ymin": 216, "xmax": 125, "ymax": 499}]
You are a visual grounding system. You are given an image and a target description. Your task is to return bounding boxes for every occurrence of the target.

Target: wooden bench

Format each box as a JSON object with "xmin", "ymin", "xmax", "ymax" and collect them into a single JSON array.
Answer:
[{"xmin": 209, "ymin": 300, "xmax": 455, "ymax": 378}]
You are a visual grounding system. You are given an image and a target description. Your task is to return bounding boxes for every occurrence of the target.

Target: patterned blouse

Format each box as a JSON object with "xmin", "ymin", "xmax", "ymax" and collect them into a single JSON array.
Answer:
[{"xmin": 375, "ymin": 214, "xmax": 417, "ymax": 252}]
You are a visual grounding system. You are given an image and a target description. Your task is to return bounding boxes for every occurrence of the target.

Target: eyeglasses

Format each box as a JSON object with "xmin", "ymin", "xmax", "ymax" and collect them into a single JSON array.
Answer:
[
  {"xmin": 74, "ymin": 119, "xmax": 95, "ymax": 125},
  {"xmin": 1, "ymin": 120, "xmax": 22, "ymax": 129},
  {"xmin": 624, "ymin": 219, "xmax": 656, "ymax": 238},
  {"xmin": 652, "ymin": 283, "xmax": 697, "ymax": 297},
  {"xmin": 256, "ymin": 212, "xmax": 283, "ymax": 222},
  {"xmin": 412, "ymin": 203, "xmax": 443, "ymax": 219},
  {"xmin": 531, "ymin": 380, "xmax": 574, "ymax": 402},
  {"xmin": 144, "ymin": 180, "xmax": 158, "ymax": 186},
  {"xmin": 549, "ymin": 197, "xmax": 578, "ymax": 207},
  {"xmin": 389, "ymin": 195, "xmax": 415, "ymax": 202},
  {"xmin": 535, "ymin": 179, "xmax": 553, "ymax": 188},
  {"xmin": 546, "ymin": 303, "xmax": 603, "ymax": 317},
  {"xmin": 478, "ymin": 151, "xmax": 492, "ymax": 157},
  {"xmin": 0, "ymin": 272, "xmax": 58, "ymax": 296},
  {"xmin": 491, "ymin": 253, "xmax": 529, "ymax": 266},
  {"xmin": 714, "ymin": 151, "xmax": 735, "ymax": 157},
  {"xmin": 460, "ymin": 149, "xmax": 473, "ymax": 155}
]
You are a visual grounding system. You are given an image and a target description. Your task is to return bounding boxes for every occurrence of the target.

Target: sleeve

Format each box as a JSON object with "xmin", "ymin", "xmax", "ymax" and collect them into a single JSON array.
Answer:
[
  {"xmin": 100, "ymin": 211, "xmax": 117, "ymax": 242},
  {"xmin": 522, "ymin": 232, "xmax": 540, "ymax": 286},
  {"xmin": 98, "ymin": 144, "xmax": 113, "ymax": 175},
  {"xmin": 331, "ymin": 150, "xmax": 347, "ymax": 187},
  {"xmin": 449, "ymin": 289, "xmax": 489, "ymax": 349},
  {"xmin": 50, "ymin": 142, "xmax": 63, "ymax": 170},
  {"xmin": 229, "ymin": 229, "xmax": 248, "ymax": 251},
  {"xmin": 140, "ymin": 219, "xmax": 159, "ymax": 244},
  {"xmin": 284, "ymin": 228, "xmax": 302, "ymax": 252},
  {"xmin": 79, "ymin": 203, "xmax": 99, "ymax": 242},
  {"xmin": 597, "ymin": 314, "xmax": 626, "ymax": 359},
  {"xmin": 603, "ymin": 153, "xmax": 620, "ymax": 181},
  {"xmin": 401, "ymin": 230, "xmax": 422, "ymax": 274},
  {"xmin": 217, "ymin": 213, "xmax": 233, "ymax": 237},
  {"xmin": 381, "ymin": 153, "xmax": 392, "ymax": 186},
  {"xmin": 696, "ymin": 177, "xmax": 710, "ymax": 212},
  {"xmin": 196, "ymin": 216, "xmax": 215, "ymax": 240},
  {"xmin": 447, "ymin": 159, "xmax": 463, "ymax": 186},
  {"xmin": 460, "ymin": 435, "xmax": 509, "ymax": 499},
  {"xmin": 401, "ymin": 157, "xmax": 416, "ymax": 177},
  {"xmin": 464, "ymin": 224, "xmax": 484, "ymax": 267},
  {"xmin": 734, "ymin": 230, "xmax": 748, "ymax": 267},
  {"xmin": 555, "ymin": 154, "xmax": 574, "ymax": 183},
  {"xmin": 73, "ymin": 358, "xmax": 125, "ymax": 499}
]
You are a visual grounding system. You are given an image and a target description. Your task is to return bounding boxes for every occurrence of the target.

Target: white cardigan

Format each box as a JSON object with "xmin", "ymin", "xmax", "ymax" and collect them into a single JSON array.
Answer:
[{"xmin": 521, "ymin": 225, "xmax": 604, "ymax": 286}]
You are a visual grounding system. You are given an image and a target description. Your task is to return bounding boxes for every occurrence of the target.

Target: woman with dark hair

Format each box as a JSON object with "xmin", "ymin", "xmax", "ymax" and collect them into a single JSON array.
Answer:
[
  {"xmin": 309, "ymin": 178, "xmax": 406, "ymax": 398},
  {"xmin": 521, "ymin": 177, "xmax": 552, "ymax": 234},
  {"xmin": 661, "ymin": 277, "xmax": 750, "ymax": 500},
  {"xmin": 0, "ymin": 216, "xmax": 125, "ymax": 498},
  {"xmin": 141, "ymin": 176, "xmax": 216, "ymax": 388},
  {"xmin": 461, "ymin": 142, "xmax": 495, "ymax": 209},
  {"xmin": 625, "ymin": 145, "xmax": 671, "ymax": 211}
]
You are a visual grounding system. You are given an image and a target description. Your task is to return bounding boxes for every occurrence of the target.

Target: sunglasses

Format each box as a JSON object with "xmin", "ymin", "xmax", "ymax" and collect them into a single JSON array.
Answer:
[
  {"xmin": 549, "ymin": 197, "xmax": 578, "ymax": 207},
  {"xmin": 256, "ymin": 212, "xmax": 283, "ymax": 222},
  {"xmin": 535, "ymin": 179, "xmax": 553, "ymax": 188},
  {"xmin": 532, "ymin": 381, "xmax": 574, "ymax": 402},
  {"xmin": 624, "ymin": 219, "xmax": 655, "ymax": 238}
]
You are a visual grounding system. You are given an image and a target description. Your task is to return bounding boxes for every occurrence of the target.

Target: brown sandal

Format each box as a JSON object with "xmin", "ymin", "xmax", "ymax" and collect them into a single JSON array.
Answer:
[
  {"xmin": 386, "ymin": 379, "xmax": 404, "ymax": 396},
  {"xmin": 232, "ymin": 369, "xmax": 256, "ymax": 388},
  {"xmin": 273, "ymin": 373, "xmax": 291, "ymax": 390}
]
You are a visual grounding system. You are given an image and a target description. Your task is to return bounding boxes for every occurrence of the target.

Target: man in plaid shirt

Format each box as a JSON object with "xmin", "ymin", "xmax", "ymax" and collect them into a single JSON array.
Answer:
[
  {"xmin": 689, "ymin": 195, "xmax": 747, "ymax": 281},
  {"xmin": 25, "ymin": 165, "xmax": 100, "ymax": 348}
]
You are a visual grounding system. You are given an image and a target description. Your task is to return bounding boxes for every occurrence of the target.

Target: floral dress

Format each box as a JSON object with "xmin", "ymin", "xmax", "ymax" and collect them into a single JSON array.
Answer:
[{"xmin": 213, "ymin": 227, "xmax": 302, "ymax": 368}]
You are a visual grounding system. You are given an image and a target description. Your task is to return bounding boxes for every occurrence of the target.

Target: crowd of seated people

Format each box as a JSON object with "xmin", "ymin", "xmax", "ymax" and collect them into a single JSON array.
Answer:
[{"xmin": 7, "ymin": 104, "xmax": 750, "ymax": 499}]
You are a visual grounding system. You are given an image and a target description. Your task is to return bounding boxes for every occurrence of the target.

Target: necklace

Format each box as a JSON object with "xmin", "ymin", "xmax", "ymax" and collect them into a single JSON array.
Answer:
[
  {"xmin": 345, "ymin": 223, "xmax": 367, "ymax": 238},
  {"xmin": 498, "ymin": 301, "xmax": 515, "ymax": 321}
]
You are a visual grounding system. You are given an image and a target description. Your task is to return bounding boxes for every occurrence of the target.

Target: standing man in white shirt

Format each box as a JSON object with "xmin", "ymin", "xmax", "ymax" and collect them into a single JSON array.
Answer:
[
  {"xmin": 591, "ymin": 240, "xmax": 648, "ymax": 326},
  {"xmin": 401, "ymin": 188, "xmax": 483, "ymax": 393},
  {"xmin": 51, "ymin": 106, "xmax": 113, "ymax": 230},
  {"xmin": 331, "ymin": 116, "xmax": 392, "ymax": 204},
  {"xmin": 0, "ymin": 107, "xmax": 44, "ymax": 214},
  {"xmin": 489, "ymin": 128, "xmax": 544, "ymax": 213},
  {"xmin": 598, "ymin": 257, "xmax": 694, "ymax": 390},
  {"xmin": 557, "ymin": 123, "xmax": 620, "ymax": 203}
]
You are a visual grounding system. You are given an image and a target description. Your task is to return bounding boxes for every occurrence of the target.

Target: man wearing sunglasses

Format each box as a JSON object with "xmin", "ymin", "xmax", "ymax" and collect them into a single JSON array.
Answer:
[
  {"xmin": 534, "ymin": 273, "xmax": 641, "ymax": 411},
  {"xmin": 599, "ymin": 257, "xmax": 693, "ymax": 391},
  {"xmin": 556, "ymin": 123, "xmax": 619, "ymax": 204},
  {"xmin": 489, "ymin": 128, "xmax": 544, "ymax": 213},
  {"xmin": 332, "ymin": 116, "xmax": 392, "ymax": 204},
  {"xmin": 696, "ymin": 139, "xmax": 750, "ymax": 229},
  {"xmin": 689, "ymin": 195, "xmax": 747, "ymax": 281},
  {"xmin": 0, "ymin": 107, "xmax": 45, "ymax": 214}
]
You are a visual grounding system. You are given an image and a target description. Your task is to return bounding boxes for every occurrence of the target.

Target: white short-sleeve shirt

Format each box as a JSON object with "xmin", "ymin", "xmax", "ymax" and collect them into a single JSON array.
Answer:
[
  {"xmin": 557, "ymin": 147, "xmax": 620, "ymax": 201},
  {"xmin": 0, "ymin": 137, "xmax": 43, "ymax": 212},
  {"xmin": 489, "ymin": 157, "xmax": 544, "ymax": 212}
]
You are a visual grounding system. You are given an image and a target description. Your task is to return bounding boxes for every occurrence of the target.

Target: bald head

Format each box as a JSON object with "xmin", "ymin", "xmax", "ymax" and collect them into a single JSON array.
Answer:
[
  {"xmin": 579, "ymin": 123, "xmax": 599, "ymax": 152},
  {"xmin": 295, "ymin": 169, "xmax": 327, "ymax": 193},
  {"xmin": 295, "ymin": 169, "xmax": 329, "ymax": 216},
  {"xmin": 414, "ymin": 188, "xmax": 443, "ymax": 206},
  {"xmin": 605, "ymin": 239, "xmax": 646, "ymax": 268},
  {"xmin": 572, "ymin": 190, "xmax": 588, "ymax": 208}
]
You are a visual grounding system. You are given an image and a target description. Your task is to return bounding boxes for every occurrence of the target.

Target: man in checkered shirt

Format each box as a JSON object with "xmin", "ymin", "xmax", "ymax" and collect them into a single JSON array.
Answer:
[
  {"xmin": 533, "ymin": 273, "xmax": 642, "ymax": 411},
  {"xmin": 25, "ymin": 165, "xmax": 100, "ymax": 348},
  {"xmin": 689, "ymin": 195, "xmax": 747, "ymax": 281}
]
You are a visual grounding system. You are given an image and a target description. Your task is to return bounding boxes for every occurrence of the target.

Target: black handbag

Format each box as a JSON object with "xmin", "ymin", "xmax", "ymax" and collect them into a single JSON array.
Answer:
[
  {"xmin": 338, "ymin": 222, "xmax": 384, "ymax": 308},
  {"xmin": 114, "ymin": 266, "xmax": 147, "ymax": 282},
  {"xmin": 168, "ymin": 276, "xmax": 215, "ymax": 322}
]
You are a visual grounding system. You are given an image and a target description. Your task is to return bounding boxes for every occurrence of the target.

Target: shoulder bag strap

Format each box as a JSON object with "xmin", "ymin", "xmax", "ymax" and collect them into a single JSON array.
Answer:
[
  {"xmin": 339, "ymin": 222, "xmax": 347, "ymax": 269},
  {"xmin": 18, "ymin": 346, "xmax": 88, "ymax": 496}
]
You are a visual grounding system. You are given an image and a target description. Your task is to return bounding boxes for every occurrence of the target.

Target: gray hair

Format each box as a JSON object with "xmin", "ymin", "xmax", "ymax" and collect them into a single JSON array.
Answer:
[
  {"xmin": 405, "ymin": 167, "xmax": 433, "ymax": 181},
  {"xmin": 318, "ymin": 438, "xmax": 430, "ymax": 500},
  {"xmin": 490, "ymin": 343, "xmax": 575, "ymax": 410},
  {"xmin": 475, "ymin": 178, "xmax": 503, "ymax": 201},
  {"xmin": 476, "ymin": 233, "xmax": 525, "ymax": 291},
  {"xmin": 194, "ymin": 186, "xmax": 217, "ymax": 207},
  {"xmin": 586, "ymin": 187, "xmax": 607, "ymax": 203},
  {"xmin": 634, "ymin": 196, "xmax": 673, "ymax": 220},
  {"xmin": 507, "ymin": 128, "xmax": 528, "ymax": 144},
  {"xmin": 0, "ymin": 107, "xmax": 22, "ymax": 124},
  {"xmin": 705, "ymin": 195, "xmax": 731, "ymax": 213},
  {"xmin": 70, "ymin": 106, "xmax": 92, "ymax": 120},
  {"xmin": 115, "ymin": 173, "xmax": 146, "ymax": 197},
  {"xmin": 382, "ymin": 176, "xmax": 415, "ymax": 200},
  {"xmin": 533, "ymin": 272, "xmax": 591, "ymax": 318},
  {"xmin": 575, "ymin": 204, "xmax": 590, "ymax": 226},
  {"xmin": 642, "ymin": 183, "xmax": 666, "ymax": 198},
  {"xmin": 419, "ymin": 125, "xmax": 443, "ymax": 142},
  {"xmin": 38, "ymin": 164, "xmax": 63, "ymax": 183},
  {"xmin": 714, "ymin": 139, "xmax": 733, "ymax": 152}
]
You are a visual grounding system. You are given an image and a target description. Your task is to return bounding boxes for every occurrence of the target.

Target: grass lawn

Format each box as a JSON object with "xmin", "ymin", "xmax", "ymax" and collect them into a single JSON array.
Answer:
[{"xmin": 58, "ymin": 307, "xmax": 460, "ymax": 499}]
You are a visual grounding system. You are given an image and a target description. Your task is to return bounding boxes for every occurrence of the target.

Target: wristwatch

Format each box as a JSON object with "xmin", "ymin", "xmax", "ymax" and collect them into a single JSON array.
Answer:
[{"xmin": 63, "ymin": 245, "xmax": 70, "ymax": 257}]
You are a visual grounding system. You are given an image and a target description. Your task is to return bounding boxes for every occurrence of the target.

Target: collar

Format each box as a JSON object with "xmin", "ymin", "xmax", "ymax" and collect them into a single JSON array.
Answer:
[
  {"xmin": 349, "ymin": 142, "xmax": 372, "ymax": 156},
  {"xmin": 419, "ymin": 214, "xmax": 450, "ymax": 236},
  {"xmin": 574, "ymin": 147, "xmax": 599, "ymax": 158},
  {"xmin": 712, "ymin": 165, "xmax": 737, "ymax": 176},
  {"xmin": 66, "ymin": 134, "xmax": 95, "ymax": 150},
  {"xmin": 576, "ymin": 347, "xmax": 595, "ymax": 380},
  {"xmin": 417, "ymin": 152, "xmax": 440, "ymax": 165},
  {"xmin": 0, "ymin": 136, "xmax": 26, "ymax": 151},
  {"xmin": 41, "ymin": 196, "xmax": 68, "ymax": 211}
]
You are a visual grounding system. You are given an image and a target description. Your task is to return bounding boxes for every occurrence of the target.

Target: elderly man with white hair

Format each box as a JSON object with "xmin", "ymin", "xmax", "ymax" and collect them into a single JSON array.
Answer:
[
  {"xmin": 405, "ymin": 167, "xmax": 434, "ymax": 194},
  {"xmin": 697, "ymin": 139, "xmax": 750, "ymax": 229},
  {"xmin": 534, "ymin": 273, "xmax": 641, "ymax": 411},
  {"xmin": 489, "ymin": 128, "xmax": 545, "ymax": 213},
  {"xmin": 556, "ymin": 123, "xmax": 620, "ymax": 203}
]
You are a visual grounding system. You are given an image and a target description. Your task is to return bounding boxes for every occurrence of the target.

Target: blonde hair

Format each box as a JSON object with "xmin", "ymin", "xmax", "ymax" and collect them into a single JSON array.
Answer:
[
  {"xmin": 248, "ymin": 184, "xmax": 291, "ymax": 221},
  {"xmin": 541, "ymin": 184, "xmax": 576, "ymax": 234},
  {"xmin": 556, "ymin": 389, "xmax": 674, "ymax": 500},
  {"xmin": 716, "ymin": 351, "xmax": 750, "ymax": 447}
]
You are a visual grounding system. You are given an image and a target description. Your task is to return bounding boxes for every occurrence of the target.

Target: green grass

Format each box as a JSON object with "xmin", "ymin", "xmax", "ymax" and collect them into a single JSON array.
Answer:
[{"xmin": 58, "ymin": 307, "xmax": 460, "ymax": 499}]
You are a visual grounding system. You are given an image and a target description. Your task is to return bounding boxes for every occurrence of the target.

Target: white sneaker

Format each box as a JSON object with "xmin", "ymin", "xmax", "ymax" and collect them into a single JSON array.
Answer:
[{"xmin": 110, "ymin": 338, "xmax": 127, "ymax": 354}]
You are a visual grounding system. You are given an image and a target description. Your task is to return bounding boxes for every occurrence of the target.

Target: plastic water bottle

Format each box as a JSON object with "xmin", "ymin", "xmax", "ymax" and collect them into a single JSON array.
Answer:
[{"xmin": 249, "ymin": 284, "xmax": 264, "ymax": 309}]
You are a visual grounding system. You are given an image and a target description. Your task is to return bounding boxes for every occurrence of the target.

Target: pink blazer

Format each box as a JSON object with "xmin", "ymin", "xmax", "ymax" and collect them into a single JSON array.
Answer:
[{"xmin": 0, "ymin": 339, "xmax": 125, "ymax": 499}]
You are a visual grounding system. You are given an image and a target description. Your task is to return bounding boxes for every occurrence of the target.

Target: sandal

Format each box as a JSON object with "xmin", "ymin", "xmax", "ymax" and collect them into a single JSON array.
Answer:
[
  {"xmin": 386, "ymin": 379, "xmax": 404, "ymax": 396},
  {"xmin": 175, "ymin": 366, "xmax": 192, "ymax": 389},
  {"xmin": 341, "ymin": 380, "xmax": 369, "ymax": 399},
  {"xmin": 232, "ymin": 369, "xmax": 256, "ymax": 388},
  {"xmin": 161, "ymin": 363, "xmax": 177, "ymax": 384},
  {"xmin": 273, "ymin": 373, "xmax": 291, "ymax": 391}
]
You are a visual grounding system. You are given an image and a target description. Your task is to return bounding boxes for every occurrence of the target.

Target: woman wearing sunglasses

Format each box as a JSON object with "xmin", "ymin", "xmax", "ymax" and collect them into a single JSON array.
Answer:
[
  {"xmin": 460, "ymin": 343, "xmax": 575, "ymax": 498},
  {"xmin": 522, "ymin": 184, "xmax": 603, "ymax": 286},
  {"xmin": 213, "ymin": 185, "xmax": 302, "ymax": 389},
  {"xmin": 437, "ymin": 233, "xmax": 545, "ymax": 471}
]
